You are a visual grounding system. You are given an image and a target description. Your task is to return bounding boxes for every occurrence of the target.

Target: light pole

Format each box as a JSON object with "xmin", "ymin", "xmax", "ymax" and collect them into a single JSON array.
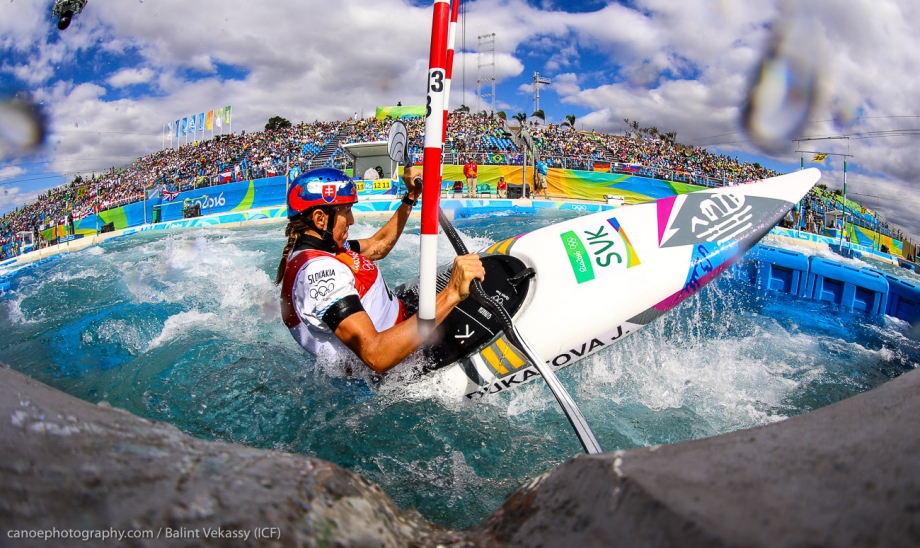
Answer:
[{"xmin": 795, "ymin": 148, "xmax": 853, "ymax": 249}]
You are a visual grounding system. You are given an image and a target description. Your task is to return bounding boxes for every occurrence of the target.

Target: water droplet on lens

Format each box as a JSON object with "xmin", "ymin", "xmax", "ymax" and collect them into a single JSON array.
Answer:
[
  {"xmin": 743, "ymin": 6, "xmax": 823, "ymax": 154},
  {"xmin": 0, "ymin": 94, "xmax": 47, "ymax": 160}
]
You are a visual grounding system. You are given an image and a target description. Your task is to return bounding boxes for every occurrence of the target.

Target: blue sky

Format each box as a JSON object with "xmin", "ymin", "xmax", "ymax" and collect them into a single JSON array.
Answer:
[{"xmin": 2, "ymin": 0, "xmax": 920, "ymax": 240}]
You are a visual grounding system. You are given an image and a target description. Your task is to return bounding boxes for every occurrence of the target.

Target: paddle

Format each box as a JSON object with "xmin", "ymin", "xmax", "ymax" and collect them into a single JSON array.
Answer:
[
  {"xmin": 387, "ymin": 121, "xmax": 410, "ymax": 167},
  {"xmin": 386, "ymin": 123, "xmax": 603, "ymax": 455},
  {"xmin": 434, "ymin": 210, "xmax": 603, "ymax": 455}
]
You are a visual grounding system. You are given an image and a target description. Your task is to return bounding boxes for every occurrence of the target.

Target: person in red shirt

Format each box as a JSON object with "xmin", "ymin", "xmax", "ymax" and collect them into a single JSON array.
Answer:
[
  {"xmin": 496, "ymin": 175, "xmax": 507, "ymax": 198},
  {"xmin": 463, "ymin": 158, "xmax": 478, "ymax": 198}
]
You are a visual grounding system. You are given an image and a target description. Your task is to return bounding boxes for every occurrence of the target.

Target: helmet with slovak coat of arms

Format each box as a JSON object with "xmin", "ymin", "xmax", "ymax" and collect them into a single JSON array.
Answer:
[{"xmin": 286, "ymin": 168, "xmax": 357, "ymax": 218}]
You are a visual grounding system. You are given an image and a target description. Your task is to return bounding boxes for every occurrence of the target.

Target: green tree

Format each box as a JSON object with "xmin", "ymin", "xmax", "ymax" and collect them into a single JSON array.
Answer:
[
  {"xmin": 454, "ymin": 104, "xmax": 470, "ymax": 113},
  {"xmin": 511, "ymin": 112, "xmax": 528, "ymax": 140},
  {"xmin": 561, "ymin": 114, "xmax": 576, "ymax": 128},
  {"xmin": 265, "ymin": 116, "xmax": 292, "ymax": 131},
  {"xmin": 495, "ymin": 110, "xmax": 507, "ymax": 120},
  {"xmin": 531, "ymin": 109, "xmax": 545, "ymax": 122}
]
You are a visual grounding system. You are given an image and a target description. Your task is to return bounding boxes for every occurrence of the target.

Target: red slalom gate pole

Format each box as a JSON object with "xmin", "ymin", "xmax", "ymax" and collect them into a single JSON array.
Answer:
[
  {"xmin": 443, "ymin": 0, "xmax": 460, "ymax": 140},
  {"xmin": 418, "ymin": 0, "xmax": 451, "ymax": 336}
]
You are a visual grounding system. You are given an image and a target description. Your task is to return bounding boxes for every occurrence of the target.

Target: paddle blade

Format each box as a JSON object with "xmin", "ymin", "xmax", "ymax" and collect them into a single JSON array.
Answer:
[{"xmin": 387, "ymin": 121, "xmax": 408, "ymax": 165}]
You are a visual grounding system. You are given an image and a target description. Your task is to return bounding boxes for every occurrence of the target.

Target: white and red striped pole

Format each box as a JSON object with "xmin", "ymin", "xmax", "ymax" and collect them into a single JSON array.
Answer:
[
  {"xmin": 418, "ymin": 0, "xmax": 451, "ymax": 335},
  {"xmin": 443, "ymin": 0, "xmax": 460, "ymax": 139}
]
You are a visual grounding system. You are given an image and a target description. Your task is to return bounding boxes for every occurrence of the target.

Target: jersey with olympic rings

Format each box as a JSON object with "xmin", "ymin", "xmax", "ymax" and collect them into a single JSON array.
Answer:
[{"xmin": 281, "ymin": 239, "xmax": 406, "ymax": 361}]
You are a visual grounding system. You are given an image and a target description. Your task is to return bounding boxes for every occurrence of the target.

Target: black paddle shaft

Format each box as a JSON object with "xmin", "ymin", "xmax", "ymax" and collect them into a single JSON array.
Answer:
[{"xmin": 436, "ymin": 208, "xmax": 603, "ymax": 454}]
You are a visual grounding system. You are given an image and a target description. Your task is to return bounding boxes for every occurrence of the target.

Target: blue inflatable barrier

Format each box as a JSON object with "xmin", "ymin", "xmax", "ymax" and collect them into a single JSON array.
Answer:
[
  {"xmin": 745, "ymin": 245, "xmax": 810, "ymax": 297},
  {"xmin": 829, "ymin": 242, "xmax": 862, "ymax": 260},
  {"xmin": 804, "ymin": 257, "xmax": 889, "ymax": 315},
  {"xmin": 0, "ymin": 281, "xmax": 9, "ymax": 294},
  {"xmin": 884, "ymin": 275, "xmax": 920, "ymax": 324}
]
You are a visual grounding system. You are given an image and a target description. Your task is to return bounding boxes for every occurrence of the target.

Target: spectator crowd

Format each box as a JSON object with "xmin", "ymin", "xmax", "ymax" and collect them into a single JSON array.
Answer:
[{"xmin": 1, "ymin": 111, "xmax": 906, "ymax": 259}]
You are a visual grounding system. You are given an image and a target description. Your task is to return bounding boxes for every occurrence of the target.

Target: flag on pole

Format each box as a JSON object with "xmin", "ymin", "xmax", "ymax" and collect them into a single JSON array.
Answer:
[
  {"xmin": 188, "ymin": 114, "xmax": 196, "ymax": 133},
  {"xmin": 215, "ymin": 108, "xmax": 223, "ymax": 128},
  {"xmin": 198, "ymin": 113, "xmax": 205, "ymax": 131},
  {"xmin": 223, "ymin": 106, "xmax": 231, "ymax": 125},
  {"xmin": 162, "ymin": 188, "xmax": 180, "ymax": 202},
  {"xmin": 181, "ymin": 117, "xmax": 188, "ymax": 135},
  {"xmin": 205, "ymin": 110, "xmax": 213, "ymax": 130},
  {"xmin": 813, "ymin": 153, "xmax": 827, "ymax": 162},
  {"xmin": 175, "ymin": 120, "xmax": 180, "ymax": 138},
  {"xmin": 166, "ymin": 121, "xmax": 173, "ymax": 135}
]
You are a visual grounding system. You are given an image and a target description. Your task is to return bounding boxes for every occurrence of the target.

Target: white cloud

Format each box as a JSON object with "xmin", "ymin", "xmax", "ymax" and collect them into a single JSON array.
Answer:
[
  {"xmin": 107, "ymin": 68, "xmax": 156, "ymax": 88},
  {"xmin": 0, "ymin": 166, "xmax": 26, "ymax": 179},
  {"xmin": 0, "ymin": 0, "xmax": 919, "ymax": 240}
]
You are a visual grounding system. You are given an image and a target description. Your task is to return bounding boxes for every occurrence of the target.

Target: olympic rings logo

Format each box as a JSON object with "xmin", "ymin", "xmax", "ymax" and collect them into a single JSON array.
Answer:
[{"xmin": 310, "ymin": 282, "xmax": 334, "ymax": 300}]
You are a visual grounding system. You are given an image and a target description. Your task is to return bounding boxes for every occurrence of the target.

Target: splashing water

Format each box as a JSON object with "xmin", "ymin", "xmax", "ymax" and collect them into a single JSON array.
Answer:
[{"xmin": 0, "ymin": 213, "xmax": 917, "ymax": 530}]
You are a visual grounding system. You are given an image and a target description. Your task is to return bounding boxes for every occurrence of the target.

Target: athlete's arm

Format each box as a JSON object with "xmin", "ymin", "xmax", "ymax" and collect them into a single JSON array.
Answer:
[
  {"xmin": 333, "ymin": 254, "xmax": 484, "ymax": 374},
  {"xmin": 355, "ymin": 166, "xmax": 422, "ymax": 261}
]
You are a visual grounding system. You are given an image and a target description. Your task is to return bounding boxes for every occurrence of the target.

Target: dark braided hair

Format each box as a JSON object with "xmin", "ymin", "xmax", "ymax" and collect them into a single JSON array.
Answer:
[{"xmin": 275, "ymin": 214, "xmax": 313, "ymax": 284}]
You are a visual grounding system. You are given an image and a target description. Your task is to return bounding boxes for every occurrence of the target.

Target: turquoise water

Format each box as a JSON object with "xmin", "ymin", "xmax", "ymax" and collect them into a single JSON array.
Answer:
[{"xmin": 1, "ymin": 211, "xmax": 918, "ymax": 530}]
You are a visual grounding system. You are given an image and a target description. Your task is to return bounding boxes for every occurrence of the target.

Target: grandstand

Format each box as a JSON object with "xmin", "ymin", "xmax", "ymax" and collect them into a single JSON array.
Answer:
[{"xmin": 0, "ymin": 111, "xmax": 911, "ymax": 261}]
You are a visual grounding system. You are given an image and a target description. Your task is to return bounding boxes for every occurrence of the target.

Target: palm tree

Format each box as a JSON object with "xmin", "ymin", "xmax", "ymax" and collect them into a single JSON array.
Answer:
[
  {"xmin": 495, "ymin": 110, "xmax": 507, "ymax": 120},
  {"xmin": 561, "ymin": 114, "xmax": 576, "ymax": 129},
  {"xmin": 511, "ymin": 112, "xmax": 528, "ymax": 143},
  {"xmin": 531, "ymin": 109, "xmax": 545, "ymax": 123},
  {"xmin": 454, "ymin": 104, "xmax": 470, "ymax": 113}
]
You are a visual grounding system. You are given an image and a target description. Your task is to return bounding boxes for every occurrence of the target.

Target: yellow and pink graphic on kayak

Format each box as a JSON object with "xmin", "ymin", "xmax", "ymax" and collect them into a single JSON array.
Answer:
[{"xmin": 560, "ymin": 217, "xmax": 640, "ymax": 284}]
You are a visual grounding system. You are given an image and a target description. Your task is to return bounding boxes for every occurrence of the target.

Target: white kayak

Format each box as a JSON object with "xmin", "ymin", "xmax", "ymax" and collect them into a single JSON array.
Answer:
[{"xmin": 396, "ymin": 168, "xmax": 821, "ymax": 399}]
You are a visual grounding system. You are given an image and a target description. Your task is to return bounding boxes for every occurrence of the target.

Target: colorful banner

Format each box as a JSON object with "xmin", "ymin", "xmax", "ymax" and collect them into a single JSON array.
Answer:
[
  {"xmin": 181, "ymin": 117, "xmax": 187, "ymax": 135},
  {"xmin": 165, "ymin": 122, "xmax": 172, "ymax": 135},
  {"xmin": 198, "ymin": 113, "xmax": 205, "ymax": 131},
  {"xmin": 205, "ymin": 110, "xmax": 213, "ymax": 130},
  {"xmin": 215, "ymin": 108, "xmax": 223, "ymax": 128},
  {"xmin": 188, "ymin": 114, "xmax": 196, "ymax": 133},
  {"xmin": 593, "ymin": 162, "xmax": 610, "ymax": 172},
  {"xmin": 223, "ymin": 106, "xmax": 231, "ymax": 125},
  {"xmin": 546, "ymin": 168, "xmax": 703, "ymax": 204},
  {"xmin": 174, "ymin": 120, "xmax": 180, "ymax": 138},
  {"xmin": 64, "ymin": 177, "xmax": 287, "ymax": 235},
  {"xmin": 849, "ymin": 224, "xmax": 904, "ymax": 255},
  {"xmin": 375, "ymin": 105, "xmax": 426, "ymax": 120},
  {"xmin": 489, "ymin": 153, "xmax": 505, "ymax": 163}
]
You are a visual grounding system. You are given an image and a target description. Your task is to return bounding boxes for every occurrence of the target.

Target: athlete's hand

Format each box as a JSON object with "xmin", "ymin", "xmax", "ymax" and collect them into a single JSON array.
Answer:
[
  {"xmin": 403, "ymin": 166, "xmax": 422, "ymax": 200},
  {"xmin": 446, "ymin": 254, "xmax": 485, "ymax": 302}
]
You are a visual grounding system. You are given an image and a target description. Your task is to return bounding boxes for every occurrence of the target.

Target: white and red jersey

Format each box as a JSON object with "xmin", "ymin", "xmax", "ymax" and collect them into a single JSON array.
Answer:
[{"xmin": 281, "ymin": 237, "xmax": 407, "ymax": 361}]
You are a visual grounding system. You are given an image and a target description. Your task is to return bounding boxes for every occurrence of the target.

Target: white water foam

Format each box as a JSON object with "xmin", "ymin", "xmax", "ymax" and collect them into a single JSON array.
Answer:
[{"xmin": 147, "ymin": 310, "xmax": 219, "ymax": 350}]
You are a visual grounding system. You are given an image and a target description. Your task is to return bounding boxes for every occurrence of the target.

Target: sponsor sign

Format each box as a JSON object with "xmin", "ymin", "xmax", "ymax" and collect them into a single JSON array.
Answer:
[{"xmin": 560, "ymin": 217, "xmax": 640, "ymax": 284}]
